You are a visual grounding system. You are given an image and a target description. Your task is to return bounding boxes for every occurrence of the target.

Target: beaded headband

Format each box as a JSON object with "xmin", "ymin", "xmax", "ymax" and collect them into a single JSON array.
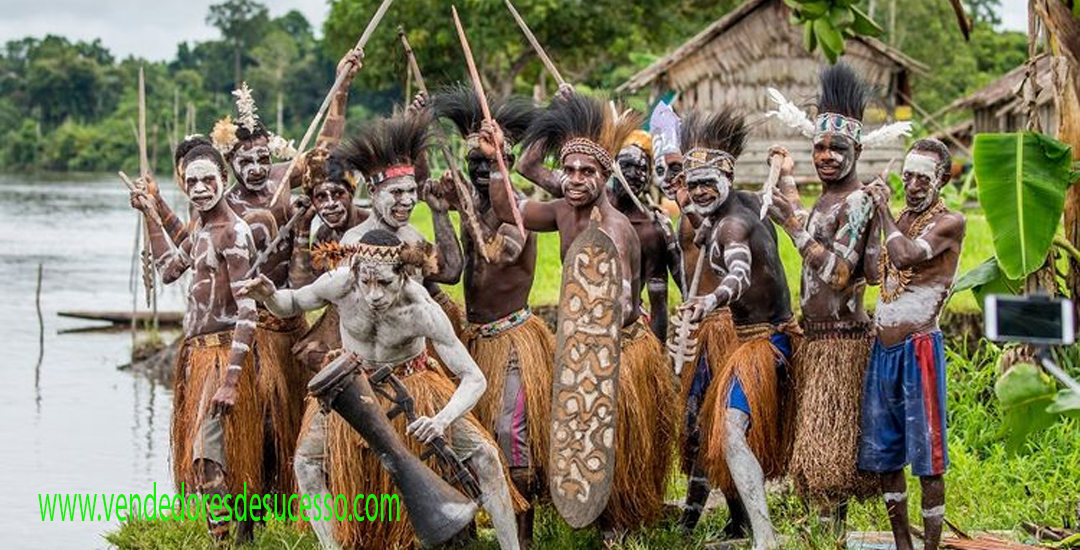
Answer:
[
  {"xmin": 684, "ymin": 147, "xmax": 735, "ymax": 175},
  {"xmin": 560, "ymin": 138, "xmax": 613, "ymax": 172},
  {"xmin": 814, "ymin": 113, "xmax": 863, "ymax": 143},
  {"xmin": 310, "ymin": 241, "xmax": 403, "ymax": 271},
  {"xmin": 465, "ymin": 133, "xmax": 512, "ymax": 153}
]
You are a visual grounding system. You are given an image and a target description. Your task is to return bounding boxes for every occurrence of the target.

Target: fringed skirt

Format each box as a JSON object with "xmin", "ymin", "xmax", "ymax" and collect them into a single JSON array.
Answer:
[
  {"xmin": 323, "ymin": 353, "xmax": 528, "ymax": 549},
  {"xmin": 699, "ymin": 321, "xmax": 801, "ymax": 497},
  {"xmin": 603, "ymin": 317, "xmax": 679, "ymax": 531},
  {"xmin": 679, "ymin": 307, "xmax": 739, "ymax": 475},
  {"xmin": 788, "ymin": 321, "xmax": 877, "ymax": 503},
  {"xmin": 463, "ymin": 309, "xmax": 555, "ymax": 479},
  {"xmin": 171, "ymin": 331, "xmax": 265, "ymax": 496},
  {"xmin": 254, "ymin": 310, "xmax": 309, "ymax": 496}
]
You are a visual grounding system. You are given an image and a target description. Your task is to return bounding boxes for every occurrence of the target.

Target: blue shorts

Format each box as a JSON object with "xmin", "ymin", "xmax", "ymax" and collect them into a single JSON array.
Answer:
[
  {"xmin": 728, "ymin": 332, "xmax": 793, "ymax": 415},
  {"xmin": 857, "ymin": 332, "xmax": 948, "ymax": 477}
]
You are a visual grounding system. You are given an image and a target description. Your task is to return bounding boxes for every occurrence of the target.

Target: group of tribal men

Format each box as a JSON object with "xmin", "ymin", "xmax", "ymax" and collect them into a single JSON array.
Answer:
[{"xmin": 129, "ymin": 44, "xmax": 965, "ymax": 550}]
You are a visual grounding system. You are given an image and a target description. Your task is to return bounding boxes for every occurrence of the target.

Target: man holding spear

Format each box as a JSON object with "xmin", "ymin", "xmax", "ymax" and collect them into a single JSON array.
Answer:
[
  {"xmin": 485, "ymin": 90, "xmax": 677, "ymax": 537},
  {"xmin": 431, "ymin": 83, "xmax": 553, "ymax": 548},
  {"xmin": 131, "ymin": 44, "xmax": 366, "ymax": 502},
  {"xmin": 675, "ymin": 111, "xmax": 799, "ymax": 550}
]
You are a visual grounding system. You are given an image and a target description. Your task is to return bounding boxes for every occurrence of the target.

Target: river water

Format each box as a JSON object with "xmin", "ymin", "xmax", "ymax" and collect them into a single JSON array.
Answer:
[{"xmin": 1, "ymin": 174, "xmax": 187, "ymax": 548}]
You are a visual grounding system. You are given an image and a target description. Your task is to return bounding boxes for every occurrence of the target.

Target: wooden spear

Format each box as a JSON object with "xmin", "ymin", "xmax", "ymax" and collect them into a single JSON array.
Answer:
[
  {"xmin": 137, "ymin": 67, "xmax": 154, "ymax": 309},
  {"xmin": 505, "ymin": 6, "xmax": 646, "ymax": 216},
  {"xmin": 503, "ymin": 0, "xmax": 565, "ymax": 87},
  {"xmin": 451, "ymin": 6, "xmax": 526, "ymax": 239},
  {"xmin": 270, "ymin": 0, "xmax": 396, "ymax": 207},
  {"xmin": 398, "ymin": 27, "xmax": 491, "ymax": 263}
]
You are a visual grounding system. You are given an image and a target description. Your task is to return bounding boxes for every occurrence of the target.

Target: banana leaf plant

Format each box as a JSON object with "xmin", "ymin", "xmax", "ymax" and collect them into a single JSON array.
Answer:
[{"xmin": 955, "ymin": 132, "xmax": 1080, "ymax": 452}]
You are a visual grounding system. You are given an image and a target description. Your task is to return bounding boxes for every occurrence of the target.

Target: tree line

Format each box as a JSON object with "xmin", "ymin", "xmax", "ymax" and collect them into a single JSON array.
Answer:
[{"xmin": 0, "ymin": 0, "xmax": 1027, "ymax": 173}]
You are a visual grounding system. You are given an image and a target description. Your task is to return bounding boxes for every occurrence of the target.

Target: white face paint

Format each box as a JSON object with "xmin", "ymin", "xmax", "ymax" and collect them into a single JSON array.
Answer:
[
  {"xmin": 184, "ymin": 159, "xmax": 225, "ymax": 212},
  {"xmin": 903, "ymin": 152, "xmax": 938, "ymax": 180},
  {"xmin": 686, "ymin": 169, "xmax": 730, "ymax": 216},
  {"xmin": 902, "ymin": 152, "xmax": 942, "ymax": 212},
  {"xmin": 371, "ymin": 177, "xmax": 417, "ymax": 229},
  {"xmin": 561, "ymin": 156, "xmax": 604, "ymax": 207},
  {"xmin": 355, "ymin": 262, "xmax": 406, "ymax": 312},
  {"xmin": 231, "ymin": 144, "xmax": 271, "ymax": 191}
]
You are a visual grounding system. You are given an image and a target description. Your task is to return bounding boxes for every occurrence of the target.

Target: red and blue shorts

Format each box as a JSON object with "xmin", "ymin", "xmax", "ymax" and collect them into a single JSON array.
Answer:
[{"xmin": 857, "ymin": 331, "xmax": 948, "ymax": 477}]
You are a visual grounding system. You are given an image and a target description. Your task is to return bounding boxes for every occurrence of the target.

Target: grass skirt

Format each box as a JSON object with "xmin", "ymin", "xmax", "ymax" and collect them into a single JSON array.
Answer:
[
  {"xmin": 463, "ymin": 313, "xmax": 555, "ymax": 480},
  {"xmin": 679, "ymin": 307, "xmax": 739, "ymax": 475},
  {"xmin": 171, "ymin": 332, "xmax": 265, "ymax": 496},
  {"xmin": 699, "ymin": 324, "xmax": 799, "ymax": 497},
  {"xmin": 323, "ymin": 358, "xmax": 528, "ymax": 549},
  {"xmin": 602, "ymin": 317, "xmax": 678, "ymax": 531},
  {"xmin": 788, "ymin": 326, "xmax": 877, "ymax": 503},
  {"xmin": 254, "ymin": 312, "xmax": 309, "ymax": 496}
]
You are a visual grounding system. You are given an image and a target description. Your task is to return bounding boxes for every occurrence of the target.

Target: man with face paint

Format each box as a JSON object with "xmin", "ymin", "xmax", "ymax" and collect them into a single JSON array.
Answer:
[
  {"xmin": 858, "ymin": 138, "xmax": 965, "ymax": 550},
  {"xmin": 766, "ymin": 64, "xmax": 884, "ymax": 523},
  {"xmin": 649, "ymin": 103, "xmax": 748, "ymax": 536},
  {"xmin": 131, "ymin": 143, "xmax": 263, "ymax": 544},
  {"xmin": 241, "ymin": 229, "xmax": 525, "ymax": 550},
  {"xmin": 610, "ymin": 130, "xmax": 684, "ymax": 340},
  {"xmin": 281, "ymin": 110, "xmax": 478, "ymax": 548},
  {"xmin": 489, "ymin": 92, "xmax": 677, "ymax": 537},
  {"xmin": 287, "ymin": 147, "xmax": 369, "ymax": 371},
  {"xmin": 675, "ymin": 111, "xmax": 798, "ymax": 550},
  {"xmin": 432, "ymin": 85, "xmax": 552, "ymax": 549},
  {"xmin": 339, "ymin": 105, "xmax": 465, "ymax": 299}
]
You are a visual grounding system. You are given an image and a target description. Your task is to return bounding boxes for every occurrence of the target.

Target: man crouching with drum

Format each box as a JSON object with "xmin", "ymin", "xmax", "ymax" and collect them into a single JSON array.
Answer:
[{"xmin": 240, "ymin": 229, "xmax": 522, "ymax": 550}]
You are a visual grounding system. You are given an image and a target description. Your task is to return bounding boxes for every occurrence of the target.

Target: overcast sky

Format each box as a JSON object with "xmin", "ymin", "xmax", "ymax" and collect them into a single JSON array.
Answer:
[{"xmin": 0, "ymin": 0, "xmax": 1031, "ymax": 61}]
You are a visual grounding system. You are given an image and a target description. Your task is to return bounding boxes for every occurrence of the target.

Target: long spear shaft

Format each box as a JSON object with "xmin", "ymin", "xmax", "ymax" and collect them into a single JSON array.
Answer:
[
  {"xmin": 137, "ymin": 67, "xmax": 154, "ymax": 309},
  {"xmin": 398, "ymin": 28, "xmax": 492, "ymax": 263},
  {"xmin": 503, "ymin": 0, "xmax": 565, "ymax": 87},
  {"xmin": 270, "ymin": 0, "xmax": 396, "ymax": 207},
  {"xmin": 451, "ymin": 5, "xmax": 526, "ymax": 240}
]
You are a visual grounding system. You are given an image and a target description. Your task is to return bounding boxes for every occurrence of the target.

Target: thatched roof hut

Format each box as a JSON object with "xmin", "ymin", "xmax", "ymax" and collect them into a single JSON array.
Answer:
[
  {"xmin": 946, "ymin": 54, "xmax": 1058, "ymax": 136},
  {"xmin": 618, "ymin": 0, "xmax": 926, "ymax": 183}
]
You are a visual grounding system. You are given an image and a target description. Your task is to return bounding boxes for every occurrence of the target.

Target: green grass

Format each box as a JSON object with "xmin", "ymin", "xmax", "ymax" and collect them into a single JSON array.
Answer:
[
  {"xmin": 107, "ymin": 336, "xmax": 1080, "ymax": 549},
  {"xmin": 408, "ymin": 204, "xmax": 997, "ymax": 313},
  {"xmin": 108, "ymin": 203, "xmax": 1076, "ymax": 548}
]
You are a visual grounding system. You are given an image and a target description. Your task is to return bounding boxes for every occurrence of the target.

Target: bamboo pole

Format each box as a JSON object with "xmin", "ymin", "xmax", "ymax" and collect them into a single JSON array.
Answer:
[{"xmin": 270, "ymin": 0, "xmax": 397, "ymax": 207}]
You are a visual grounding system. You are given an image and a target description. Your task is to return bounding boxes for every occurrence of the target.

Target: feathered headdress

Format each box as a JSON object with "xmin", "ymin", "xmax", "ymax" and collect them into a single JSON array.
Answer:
[
  {"xmin": 311, "ymin": 231, "xmax": 436, "ymax": 276},
  {"xmin": 338, "ymin": 111, "xmax": 434, "ymax": 186},
  {"xmin": 299, "ymin": 146, "xmax": 361, "ymax": 196},
  {"xmin": 621, "ymin": 130, "xmax": 653, "ymax": 165},
  {"xmin": 649, "ymin": 100, "xmax": 682, "ymax": 160},
  {"xmin": 433, "ymin": 84, "xmax": 535, "ymax": 151},
  {"xmin": 523, "ymin": 92, "xmax": 642, "ymax": 174},
  {"xmin": 211, "ymin": 82, "xmax": 297, "ymax": 159},
  {"xmin": 679, "ymin": 110, "xmax": 748, "ymax": 180},
  {"xmin": 765, "ymin": 64, "xmax": 911, "ymax": 148}
]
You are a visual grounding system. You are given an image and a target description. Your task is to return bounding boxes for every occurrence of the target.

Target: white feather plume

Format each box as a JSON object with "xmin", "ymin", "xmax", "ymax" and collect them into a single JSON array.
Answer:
[
  {"xmin": 862, "ymin": 121, "xmax": 913, "ymax": 149},
  {"xmin": 267, "ymin": 134, "xmax": 296, "ymax": 160},
  {"xmin": 231, "ymin": 82, "xmax": 260, "ymax": 133},
  {"xmin": 765, "ymin": 87, "xmax": 815, "ymax": 138}
]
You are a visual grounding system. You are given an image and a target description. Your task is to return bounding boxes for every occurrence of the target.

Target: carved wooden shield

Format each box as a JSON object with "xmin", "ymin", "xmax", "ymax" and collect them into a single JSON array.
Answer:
[{"xmin": 549, "ymin": 216, "xmax": 624, "ymax": 528}]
